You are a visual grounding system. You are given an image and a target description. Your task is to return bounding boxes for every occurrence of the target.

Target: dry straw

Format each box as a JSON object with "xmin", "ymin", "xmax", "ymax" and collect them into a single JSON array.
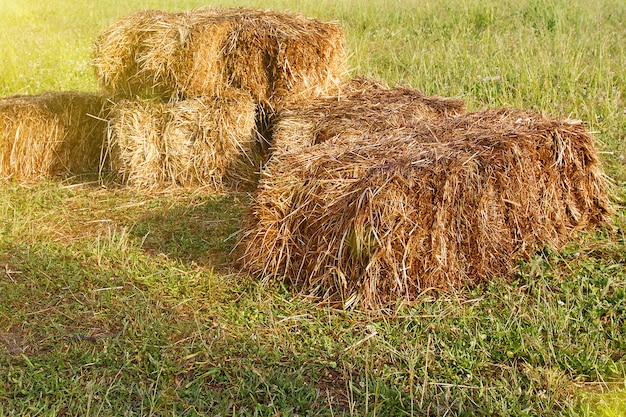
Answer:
[
  {"xmin": 0, "ymin": 92, "xmax": 108, "ymax": 181},
  {"xmin": 238, "ymin": 108, "xmax": 613, "ymax": 309},
  {"xmin": 106, "ymin": 89, "xmax": 260, "ymax": 190},
  {"xmin": 92, "ymin": 7, "xmax": 346, "ymax": 109},
  {"xmin": 93, "ymin": 10, "xmax": 193, "ymax": 101},
  {"xmin": 271, "ymin": 77, "xmax": 466, "ymax": 153}
]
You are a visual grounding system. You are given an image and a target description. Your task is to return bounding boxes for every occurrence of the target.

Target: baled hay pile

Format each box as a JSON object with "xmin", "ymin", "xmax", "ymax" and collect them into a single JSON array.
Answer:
[
  {"xmin": 239, "ymin": 109, "xmax": 612, "ymax": 309},
  {"xmin": 93, "ymin": 7, "xmax": 346, "ymax": 109},
  {"xmin": 271, "ymin": 77, "xmax": 466, "ymax": 153},
  {"xmin": 106, "ymin": 89, "xmax": 260, "ymax": 190},
  {"xmin": 0, "ymin": 92, "xmax": 108, "ymax": 181}
]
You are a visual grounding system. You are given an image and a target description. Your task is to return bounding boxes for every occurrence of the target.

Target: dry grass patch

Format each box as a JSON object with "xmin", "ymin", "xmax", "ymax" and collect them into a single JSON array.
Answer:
[
  {"xmin": 239, "ymin": 109, "xmax": 613, "ymax": 309},
  {"xmin": 0, "ymin": 92, "xmax": 108, "ymax": 181}
]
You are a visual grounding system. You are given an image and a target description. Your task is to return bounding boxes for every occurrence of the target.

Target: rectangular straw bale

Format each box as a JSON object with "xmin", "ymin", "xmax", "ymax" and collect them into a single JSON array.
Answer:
[
  {"xmin": 106, "ymin": 99, "xmax": 168, "ymax": 187},
  {"xmin": 0, "ymin": 92, "xmax": 108, "ymax": 181},
  {"xmin": 92, "ymin": 7, "xmax": 346, "ymax": 108},
  {"xmin": 92, "ymin": 9, "xmax": 228, "ymax": 101},
  {"xmin": 271, "ymin": 77, "xmax": 466, "ymax": 154},
  {"xmin": 106, "ymin": 89, "xmax": 260, "ymax": 190},
  {"xmin": 212, "ymin": 7, "xmax": 346, "ymax": 110},
  {"xmin": 238, "ymin": 109, "xmax": 612, "ymax": 309}
]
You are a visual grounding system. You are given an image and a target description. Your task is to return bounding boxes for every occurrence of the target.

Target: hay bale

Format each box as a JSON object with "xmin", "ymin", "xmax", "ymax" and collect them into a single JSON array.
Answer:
[
  {"xmin": 214, "ymin": 7, "xmax": 346, "ymax": 110},
  {"xmin": 92, "ymin": 9, "xmax": 229, "ymax": 101},
  {"xmin": 92, "ymin": 7, "xmax": 346, "ymax": 108},
  {"xmin": 106, "ymin": 90, "xmax": 260, "ymax": 190},
  {"xmin": 106, "ymin": 99, "xmax": 167, "ymax": 187},
  {"xmin": 271, "ymin": 77, "xmax": 466, "ymax": 153},
  {"xmin": 238, "ymin": 109, "xmax": 612, "ymax": 309},
  {"xmin": 0, "ymin": 92, "xmax": 108, "ymax": 181}
]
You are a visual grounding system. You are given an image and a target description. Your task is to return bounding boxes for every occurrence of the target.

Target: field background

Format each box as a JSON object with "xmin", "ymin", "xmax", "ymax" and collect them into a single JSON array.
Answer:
[{"xmin": 1, "ymin": 0, "xmax": 625, "ymax": 415}]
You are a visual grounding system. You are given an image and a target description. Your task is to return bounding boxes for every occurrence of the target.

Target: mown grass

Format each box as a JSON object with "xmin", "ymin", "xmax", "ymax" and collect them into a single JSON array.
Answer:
[{"xmin": 1, "ymin": 0, "xmax": 625, "ymax": 415}]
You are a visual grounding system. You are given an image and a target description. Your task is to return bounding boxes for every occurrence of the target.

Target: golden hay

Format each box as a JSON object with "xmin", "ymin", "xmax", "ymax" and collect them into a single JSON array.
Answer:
[
  {"xmin": 0, "ymin": 92, "xmax": 108, "ymax": 181},
  {"xmin": 271, "ymin": 77, "xmax": 466, "ymax": 153},
  {"xmin": 105, "ymin": 90, "xmax": 260, "ymax": 190},
  {"xmin": 238, "ymin": 109, "xmax": 613, "ymax": 309},
  {"xmin": 92, "ymin": 7, "xmax": 346, "ymax": 108}
]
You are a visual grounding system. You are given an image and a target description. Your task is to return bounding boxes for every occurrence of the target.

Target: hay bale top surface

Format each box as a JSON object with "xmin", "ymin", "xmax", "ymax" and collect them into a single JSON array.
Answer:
[
  {"xmin": 271, "ymin": 108, "xmax": 609, "ymax": 212},
  {"xmin": 240, "ymin": 108, "xmax": 612, "ymax": 309},
  {"xmin": 271, "ymin": 77, "xmax": 466, "ymax": 153},
  {"xmin": 0, "ymin": 91, "xmax": 106, "ymax": 114},
  {"xmin": 193, "ymin": 6, "xmax": 343, "ymax": 35},
  {"xmin": 338, "ymin": 76, "xmax": 466, "ymax": 114}
]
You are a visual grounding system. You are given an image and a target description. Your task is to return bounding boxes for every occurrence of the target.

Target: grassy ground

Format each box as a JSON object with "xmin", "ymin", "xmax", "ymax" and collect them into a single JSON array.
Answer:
[{"xmin": 1, "ymin": 0, "xmax": 625, "ymax": 415}]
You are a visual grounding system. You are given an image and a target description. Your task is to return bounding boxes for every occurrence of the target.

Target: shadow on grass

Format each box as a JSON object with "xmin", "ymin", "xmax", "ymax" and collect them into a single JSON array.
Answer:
[
  {"xmin": 127, "ymin": 193, "xmax": 248, "ymax": 269},
  {"xmin": 0, "ymin": 239, "xmax": 359, "ymax": 416},
  {"xmin": 45, "ymin": 174, "xmax": 250, "ymax": 270}
]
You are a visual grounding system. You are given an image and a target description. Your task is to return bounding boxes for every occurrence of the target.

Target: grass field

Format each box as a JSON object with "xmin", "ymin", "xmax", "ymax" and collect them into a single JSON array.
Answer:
[{"xmin": 1, "ymin": 0, "xmax": 625, "ymax": 415}]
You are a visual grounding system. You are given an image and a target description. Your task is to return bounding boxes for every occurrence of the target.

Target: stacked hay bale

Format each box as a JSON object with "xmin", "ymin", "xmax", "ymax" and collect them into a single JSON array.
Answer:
[
  {"xmin": 0, "ymin": 6, "xmax": 613, "ymax": 309},
  {"xmin": 94, "ymin": 7, "xmax": 347, "ymax": 189},
  {"xmin": 0, "ymin": 92, "xmax": 108, "ymax": 181},
  {"xmin": 105, "ymin": 91, "xmax": 259, "ymax": 189},
  {"xmin": 92, "ymin": 7, "xmax": 346, "ymax": 108},
  {"xmin": 238, "ymin": 109, "xmax": 613, "ymax": 309},
  {"xmin": 272, "ymin": 77, "xmax": 466, "ymax": 153}
]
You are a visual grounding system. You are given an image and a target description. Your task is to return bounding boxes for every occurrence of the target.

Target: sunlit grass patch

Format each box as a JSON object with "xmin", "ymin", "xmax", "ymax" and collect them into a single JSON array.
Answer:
[{"xmin": 580, "ymin": 389, "xmax": 626, "ymax": 417}]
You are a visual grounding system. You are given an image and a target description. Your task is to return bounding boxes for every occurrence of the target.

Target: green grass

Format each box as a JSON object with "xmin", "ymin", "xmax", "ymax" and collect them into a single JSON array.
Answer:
[{"xmin": 1, "ymin": 0, "xmax": 625, "ymax": 415}]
